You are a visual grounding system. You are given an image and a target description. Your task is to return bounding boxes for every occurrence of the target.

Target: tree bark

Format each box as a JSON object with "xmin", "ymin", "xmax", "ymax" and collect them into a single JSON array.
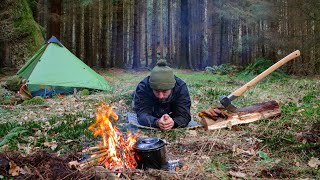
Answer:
[
  {"xmin": 48, "ymin": 0, "xmax": 61, "ymax": 39},
  {"xmin": 99, "ymin": 0, "xmax": 108, "ymax": 68},
  {"xmin": 151, "ymin": 0, "xmax": 158, "ymax": 67},
  {"xmin": 179, "ymin": 0, "xmax": 190, "ymax": 69},
  {"xmin": 132, "ymin": 0, "xmax": 141, "ymax": 69},
  {"xmin": 159, "ymin": 0, "xmax": 164, "ymax": 59},
  {"xmin": 83, "ymin": 4, "xmax": 91, "ymax": 65},
  {"xmin": 166, "ymin": 0, "xmax": 172, "ymax": 64},
  {"xmin": 63, "ymin": 0, "xmax": 73, "ymax": 49},
  {"xmin": 75, "ymin": 3, "xmax": 82, "ymax": 59},
  {"xmin": 115, "ymin": 0, "xmax": 124, "ymax": 68},
  {"xmin": 144, "ymin": 0, "xmax": 149, "ymax": 67}
]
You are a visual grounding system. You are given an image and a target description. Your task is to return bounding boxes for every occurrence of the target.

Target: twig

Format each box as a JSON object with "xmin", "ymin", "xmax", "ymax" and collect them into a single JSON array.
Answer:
[
  {"xmin": 83, "ymin": 145, "xmax": 108, "ymax": 152},
  {"xmin": 86, "ymin": 152, "xmax": 109, "ymax": 162},
  {"xmin": 85, "ymin": 148, "xmax": 109, "ymax": 155},
  {"xmin": 78, "ymin": 174, "xmax": 95, "ymax": 180},
  {"xmin": 34, "ymin": 168, "xmax": 44, "ymax": 180},
  {"xmin": 239, "ymin": 145, "xmax": 267, "ymax": 168},
  {"xmin": 80, "ymin": 152, "xmax": 110, "ymax": 168},
  {"xmin": 61, "ymin": 170, "xmax": 80, "ymax": 180},
  {"xmin": 74, "ymin": 88, "xmax": 81, "ymax": 101}
]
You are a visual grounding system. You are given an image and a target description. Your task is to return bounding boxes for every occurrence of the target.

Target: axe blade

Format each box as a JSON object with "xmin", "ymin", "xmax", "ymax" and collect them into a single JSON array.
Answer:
[{"xmin": 219, "ymin": 95, "xmax": 238, "ymax": 112}]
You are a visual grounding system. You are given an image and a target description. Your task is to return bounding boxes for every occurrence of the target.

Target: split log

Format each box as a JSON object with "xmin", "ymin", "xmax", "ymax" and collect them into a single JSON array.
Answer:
[{"xmin": 199, "ymin": 101, "xmax": 281, "ymax": 130}]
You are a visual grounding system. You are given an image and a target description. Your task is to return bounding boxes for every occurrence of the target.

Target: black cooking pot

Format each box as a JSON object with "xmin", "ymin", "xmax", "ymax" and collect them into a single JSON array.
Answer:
[{"xmin": 133, "ymin": 137, "xmax": 167, "ymax": 169}]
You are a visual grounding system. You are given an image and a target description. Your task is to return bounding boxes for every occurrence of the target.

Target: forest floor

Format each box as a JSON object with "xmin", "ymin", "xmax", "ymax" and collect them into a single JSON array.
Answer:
[{"xmin": 0, "ymin": 69, "xmax": 319, "ymax": 179}]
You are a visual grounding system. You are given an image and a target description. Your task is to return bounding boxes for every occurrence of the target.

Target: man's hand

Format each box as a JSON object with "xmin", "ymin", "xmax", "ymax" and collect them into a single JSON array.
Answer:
[{"xmin": 157, "ymin": 114, "xmax": 174, "ymax": 130}]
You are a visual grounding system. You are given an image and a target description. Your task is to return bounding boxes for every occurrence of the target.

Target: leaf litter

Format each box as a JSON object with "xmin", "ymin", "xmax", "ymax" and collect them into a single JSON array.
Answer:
[{"xmin": 0, "ymin": 70, "xmax": 319, "ymax": 179}]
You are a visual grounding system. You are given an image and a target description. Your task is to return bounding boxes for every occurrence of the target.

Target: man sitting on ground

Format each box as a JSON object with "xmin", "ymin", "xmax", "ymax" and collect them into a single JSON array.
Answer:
[{"xmin": 133, "ymin": 60, "xmax": 191, "ymax": 130}]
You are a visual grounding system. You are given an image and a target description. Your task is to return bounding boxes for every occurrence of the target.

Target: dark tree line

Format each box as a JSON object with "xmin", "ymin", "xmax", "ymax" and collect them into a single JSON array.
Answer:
[{"xmin": 0, "ymin": 0, "xmax": 320, "ymax": 75}]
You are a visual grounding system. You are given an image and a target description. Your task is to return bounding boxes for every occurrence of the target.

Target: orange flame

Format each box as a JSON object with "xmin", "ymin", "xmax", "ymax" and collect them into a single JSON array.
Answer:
[{"xmin": 88, "ymin": 102, "xmax": 138, "ymax": 170}]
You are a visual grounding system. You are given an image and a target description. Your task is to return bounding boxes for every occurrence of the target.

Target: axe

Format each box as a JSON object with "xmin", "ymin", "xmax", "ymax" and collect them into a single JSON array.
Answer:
[{"xmin": 219, "ymin": 50, "xmax": 301, "ymax": 112}]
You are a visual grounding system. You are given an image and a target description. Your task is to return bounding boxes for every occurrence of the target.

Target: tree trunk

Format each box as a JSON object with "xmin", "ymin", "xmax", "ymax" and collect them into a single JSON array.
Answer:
[
  {"xmin": 199, "ymin": 0, "xmax": 205, "ymax": 70},
  {"xmin": 179, "ymin": 0, "xmax": 189, "ymax": 68},
  {"xmin": 37, "ymin": 0, "xmax": 46, "ymax": 39},
  {"xmin": 75, "ymin": 3, "xmax": 82, "ymax": 59},
  {"xmin": 110, "ymin": 2, "xmax": 117, "ymax": 68},
  {"xmin": 99, "ymin": 0, "xmax": 108, "ymax": 68},
  {"xmin": 159, "ymin": 0, "xmax": 164, "ymax": 59},
  {"xmin": 123, "ymin": 0, "xmax": 129, "ymax": 65},
  {"xmin": 128, "ymin": 1, "xmax": 134, "ymax": 66},
  {"xmin": 115, "ymin": 0, "xmax": 124, "ymax": 68},
  {"xmin": 91, "ymin": 1, "xmax": 100, "ymax": 67},
  {"xmin": 63, "ymin": 0, "xmax": 73, "ymax": 49},
  {"xmin": 132, "ymin": 0, "xmax": 141, "ymax": 69},
  {"xmin": 144, "ymin": 0, "xmax": 148, "ymax": 67},
  {"xmin": 48, "ymin": 0, "xmax": 61, "ymax": 39},
  {"xmin": 151, "ymin": 0, "xmax": 158, "ymax": 67},
  {"xmin": 218, "ymin": 18, "xmax": 226, "ymax": 65},
  {"xmin": 83, "ymin": 5, "xmax": 91, "ymax": 65},
  {"xmin": 166, "ymin": 0, "xmax": 172, "ymax": 64}
]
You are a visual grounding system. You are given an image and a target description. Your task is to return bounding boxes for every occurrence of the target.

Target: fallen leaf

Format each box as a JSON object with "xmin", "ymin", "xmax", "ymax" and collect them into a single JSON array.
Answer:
[
  {"xmin": 229, "ymin": 170, "xmax": 247, "ymax": 178},
  {"xmin": 9, "ymin": 161, "xmax": 21, "ymax": 176},
  {"xmin": 233, "ymin": 147, "xmax": 255, "ymax": 156},
  {"xmin": 234, "ymin": 147, "xmax": 245, "ymax": 156},
  {"xmin": 23, "ymin": 165, "xmax": 32, "ymax": 175},
  {"xmin": 65, "ymin": 140, "xmax": 75, "ymax": 143},
  {"xmin": 68, "ymin": 160, "xmax": 81, "ymax": 170},
  {"xmin": 187, "ymin": 130, "xmax": 197, "ymax": 136},
  {"xmin": 308, "ymin": 157, "xmax": 320, "ymax": 168},
  {"xmin": 44, "ymin": 141, "xmax": 58, "ymax": 150}
]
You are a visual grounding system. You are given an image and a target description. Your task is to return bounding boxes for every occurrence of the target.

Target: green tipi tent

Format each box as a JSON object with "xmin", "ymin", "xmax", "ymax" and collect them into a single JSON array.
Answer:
[{"xmin": 17, "ymin": 36, "xmax": 110, "ymax": 96}]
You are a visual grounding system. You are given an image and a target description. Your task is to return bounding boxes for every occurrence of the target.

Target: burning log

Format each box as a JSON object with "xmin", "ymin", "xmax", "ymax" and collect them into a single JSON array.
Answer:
[
  {"xmin": 79, "ymin": 102, "xmax": 138, "ymax": 170},
  {"xmin": 199, "ymin": 101, "xmax": 281, "ymax": 130},
  {"xmin": 80, "ymin": 152, "xmax": 110, "ymax": 169},
  {"xmin": 83, "ymin": 145, "xmax": 109, "ymax": 153}
]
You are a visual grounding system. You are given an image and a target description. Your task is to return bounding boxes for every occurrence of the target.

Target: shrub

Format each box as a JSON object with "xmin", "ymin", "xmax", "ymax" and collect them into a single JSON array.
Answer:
[
  {"xmin": 5, "ymin": 75, "xmax": 22, "ymax": 91},
  {"xmin": 241, "ymin": 58, "xmax": 286, "ymax": 79},
  {"xmin": 80, "ymin": 89, "xmax": 90, "ymax": 96},
  {"xmin": 22, "ymin": 96, "xmax": 45, "ymax": 105},
  {"xmin": 205, "ymin": 64, "xmax": 239, "ymax": 75}
]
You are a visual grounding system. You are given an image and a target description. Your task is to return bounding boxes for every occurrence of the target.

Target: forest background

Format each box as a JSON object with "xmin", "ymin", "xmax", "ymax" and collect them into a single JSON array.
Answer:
[
  {"xmin": 0, "ymin": 0, "xmax": 320, "ymax": 75},
  {"xmin": 0, "ymin": 1, "xmax": 320, "ymax": 179}
]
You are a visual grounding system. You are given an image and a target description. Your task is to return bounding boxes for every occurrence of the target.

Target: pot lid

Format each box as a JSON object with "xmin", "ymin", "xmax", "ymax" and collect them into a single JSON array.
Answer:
[{"xmin": 134, "ymin": 137, "xmax": 165, "ymax": 150}]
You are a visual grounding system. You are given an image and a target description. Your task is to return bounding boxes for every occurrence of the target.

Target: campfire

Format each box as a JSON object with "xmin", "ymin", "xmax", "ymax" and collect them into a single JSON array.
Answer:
[{"xmin": 80, "ymin": 102, "xmax": 138, "ymax": 170}]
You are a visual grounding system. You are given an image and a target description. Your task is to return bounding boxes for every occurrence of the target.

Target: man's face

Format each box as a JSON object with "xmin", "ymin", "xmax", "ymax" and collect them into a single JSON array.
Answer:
[{"xmin": 153, "ymin": 89, "xmax": 172, "ymax": 102}]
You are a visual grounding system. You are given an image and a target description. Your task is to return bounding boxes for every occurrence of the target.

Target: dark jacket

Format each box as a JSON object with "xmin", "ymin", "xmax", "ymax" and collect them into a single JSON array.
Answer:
[{"xmin": 133, "ymin": 76, "xmax": 191, "ymax": 128}]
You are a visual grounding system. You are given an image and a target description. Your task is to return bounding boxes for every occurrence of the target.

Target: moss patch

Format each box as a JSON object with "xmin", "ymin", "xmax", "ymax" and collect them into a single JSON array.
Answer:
[{"xmin": 0, "ymin": 0, "xmax": 44, "ymax": 68}]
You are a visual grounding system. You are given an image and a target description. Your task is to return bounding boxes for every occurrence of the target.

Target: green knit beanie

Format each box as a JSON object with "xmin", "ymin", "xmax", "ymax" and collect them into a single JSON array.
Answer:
[{"xmin": 149, "ymin": 60, "xmax": 176, "ymax": 90}]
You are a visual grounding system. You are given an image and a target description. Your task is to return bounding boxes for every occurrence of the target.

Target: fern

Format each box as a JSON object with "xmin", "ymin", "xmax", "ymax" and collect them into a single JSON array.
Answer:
[
  {"xmin": 0, "ymin": 127, "xmax": 28, "ymax": 147},
  {"xmin": 239, "ymin": 58, "xmax": 287, "ymax": 80}
]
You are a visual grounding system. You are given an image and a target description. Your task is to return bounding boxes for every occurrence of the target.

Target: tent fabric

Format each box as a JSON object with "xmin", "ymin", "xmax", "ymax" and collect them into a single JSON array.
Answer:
[{"xmin": 17, "ymin": 36, "xmax": 110, "ymax": 96}]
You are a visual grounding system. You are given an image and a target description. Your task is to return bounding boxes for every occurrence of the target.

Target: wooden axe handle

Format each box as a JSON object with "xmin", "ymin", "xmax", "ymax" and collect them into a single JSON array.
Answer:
[{"xmin": 232, "ymin": 50, "xmax": 300, "ymax": 97}]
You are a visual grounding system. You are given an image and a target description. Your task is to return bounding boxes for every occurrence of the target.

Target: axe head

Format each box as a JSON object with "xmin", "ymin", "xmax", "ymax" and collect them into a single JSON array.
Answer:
[{"xmin": 219, "ymin": 95, "xmax": 237, "ymax": 112}]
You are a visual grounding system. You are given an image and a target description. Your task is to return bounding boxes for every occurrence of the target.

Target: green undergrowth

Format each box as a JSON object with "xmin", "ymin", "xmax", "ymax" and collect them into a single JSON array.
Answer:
[
  {"xmin": 22, "ymin": 96, "xmax": 45, "ymax": 105},
  {"xmin": 0, "ymin": 112, "xmax": 95, "ymax": 154}
]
